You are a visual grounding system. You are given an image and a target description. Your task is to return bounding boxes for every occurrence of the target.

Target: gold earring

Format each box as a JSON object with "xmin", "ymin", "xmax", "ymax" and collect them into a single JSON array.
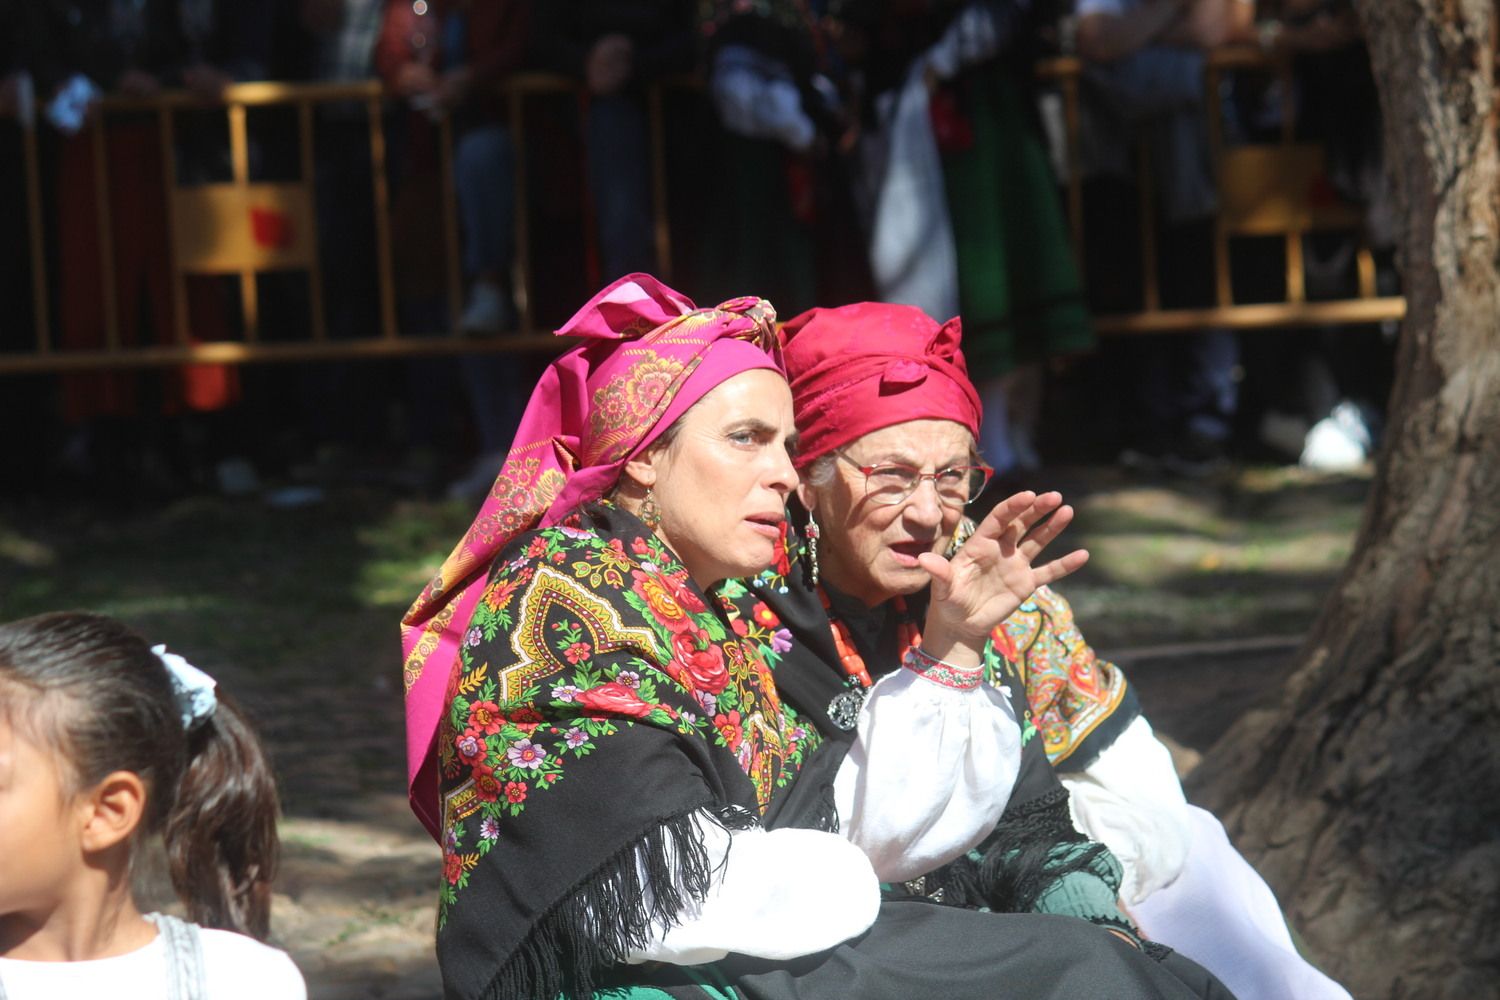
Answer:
[{"xmin": 639, "ymin": 488, "xmax": 662, "ymax": 530}]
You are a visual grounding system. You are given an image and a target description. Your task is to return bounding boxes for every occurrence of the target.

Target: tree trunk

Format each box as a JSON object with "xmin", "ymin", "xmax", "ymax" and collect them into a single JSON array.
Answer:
[{"xmin": 1191, "ymin": 4, "xmax": 1500, "ymax": 998}]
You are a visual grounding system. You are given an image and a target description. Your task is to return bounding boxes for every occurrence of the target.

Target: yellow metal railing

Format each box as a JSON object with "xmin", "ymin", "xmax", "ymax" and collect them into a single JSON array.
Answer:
[
  {"xmin": 0, "ymin": 76, "xmax": 664, "ymax": 373},
  {"xmin": 1, "ymin": 53, "xmax": 1404, "ymax": 374},
  {"xmin": 1038, "ymin": 45, "xmax": 1404, "ymax": 334}
]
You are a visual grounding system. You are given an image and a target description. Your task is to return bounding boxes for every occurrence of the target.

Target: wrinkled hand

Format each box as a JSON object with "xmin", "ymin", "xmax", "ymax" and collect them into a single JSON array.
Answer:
[{"xmin": 918, "ymin": 491, "xmax": 1088, "ymax": 665}]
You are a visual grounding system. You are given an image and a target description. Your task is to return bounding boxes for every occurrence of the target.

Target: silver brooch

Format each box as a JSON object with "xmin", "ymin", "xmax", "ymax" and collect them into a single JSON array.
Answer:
[{"xmin": 827, "ymin": 688, "xmax": 866, "ymax": 731}]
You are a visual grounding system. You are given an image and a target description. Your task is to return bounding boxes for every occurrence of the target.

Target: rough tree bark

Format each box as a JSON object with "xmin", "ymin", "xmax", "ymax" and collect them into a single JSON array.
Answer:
[{"xmin": 1191, "ymin": 3, "xmax": 1500, "ymax": 998}]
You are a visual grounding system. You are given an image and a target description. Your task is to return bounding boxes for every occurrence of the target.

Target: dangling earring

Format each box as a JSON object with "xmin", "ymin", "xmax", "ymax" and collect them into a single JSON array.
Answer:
[
  {"xmin": 804, "ymin": 513, "xmax": 821, "ymax": 587},
  {"xmin": 639, "ymin": 488, "xmax": 662, "ymax": 530}
]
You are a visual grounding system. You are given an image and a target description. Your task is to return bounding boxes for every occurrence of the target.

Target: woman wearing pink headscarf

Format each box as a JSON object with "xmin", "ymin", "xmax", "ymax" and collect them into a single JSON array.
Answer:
[{"xmin": 401, "ymin": 276, "xmax": 1237, "ymax": 1000}]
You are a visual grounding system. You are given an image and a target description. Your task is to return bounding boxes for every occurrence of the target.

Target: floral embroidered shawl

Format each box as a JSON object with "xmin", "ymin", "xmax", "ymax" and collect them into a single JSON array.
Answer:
[
  {"xmin": 402, "ymin": 274, "xmax": 783, "ymax": 839},
  {"xmin": 720, "ymin": 521, "xmax": 1132, "ymax": 928},
  {"xmin": 434, "ymin": 502, "xmax": 821, "ymax": 1000},
  {"xmin": 992, "ymin": 585, "xmax": 1139, "ymax": 769}
]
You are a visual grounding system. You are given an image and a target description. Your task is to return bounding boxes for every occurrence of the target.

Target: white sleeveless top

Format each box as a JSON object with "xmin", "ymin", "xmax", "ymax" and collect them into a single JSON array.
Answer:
[{"xmin": 0, "ymin": 915, "xmax": 305, "ymax": 1000}]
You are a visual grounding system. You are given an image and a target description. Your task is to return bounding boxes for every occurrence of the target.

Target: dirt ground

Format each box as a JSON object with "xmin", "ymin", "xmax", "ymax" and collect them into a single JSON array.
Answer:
[{"xmin": 1, "ymin": 463, "xmax": 1368, "ymax": 998}]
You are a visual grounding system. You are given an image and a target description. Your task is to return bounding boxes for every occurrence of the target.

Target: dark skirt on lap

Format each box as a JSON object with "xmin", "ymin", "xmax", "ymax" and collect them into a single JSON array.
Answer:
[{"xmin": 619, "ymin": 900, "xmax": 1237, "ymax": 1000}]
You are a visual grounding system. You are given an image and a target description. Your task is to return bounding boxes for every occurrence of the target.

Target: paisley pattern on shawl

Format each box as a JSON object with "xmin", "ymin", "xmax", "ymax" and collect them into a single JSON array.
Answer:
[
  {"xmin": 947, "ymin": 518, "xmax": 1139, "ymax": 769},
  {"xmin": 997, "ymin": 585, "xmax": 1139, "ymax": 769},
  {"xmin": 435, "ymin": 502, "xmax": 823, "ymax": 1000}
]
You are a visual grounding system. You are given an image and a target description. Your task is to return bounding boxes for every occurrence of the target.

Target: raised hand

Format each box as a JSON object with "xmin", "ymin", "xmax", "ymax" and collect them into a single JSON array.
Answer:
[{"xmin": 916, "ymin": 491, "xmax": 1089, "ymax": 666}]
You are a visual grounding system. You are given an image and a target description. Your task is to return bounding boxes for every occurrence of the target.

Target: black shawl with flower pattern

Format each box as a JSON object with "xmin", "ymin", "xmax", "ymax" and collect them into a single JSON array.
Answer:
[
  {"xmin": 719, "ymin": 519, "xmax": 1131, "ymax": 933},
  {"xmin": 434, "ymin": 502, "xmax": 824, "ymax": 1000}
]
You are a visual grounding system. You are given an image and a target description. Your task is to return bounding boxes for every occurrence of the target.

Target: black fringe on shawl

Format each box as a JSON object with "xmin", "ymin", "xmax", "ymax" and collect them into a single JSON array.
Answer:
[
  {"xmin": 928, "ymin": 788, "xmax": 1117, "ymax": 917},
  {"xmin": 808, "ymin": 780, "xmax": 841, "ymax": 834},
  {"xmin": 477, "ymin": 806, "xmax": 738, "ymax": 1000},
  {"xmin": 716, "ymin": 803, "xmax": 762, "ymax": 831}
]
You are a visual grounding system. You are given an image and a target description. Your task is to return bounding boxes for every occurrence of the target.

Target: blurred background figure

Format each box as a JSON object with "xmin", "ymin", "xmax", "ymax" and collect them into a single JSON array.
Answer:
[
  {"xmin": 1074, "ymin": 0, "xmax": 1254, "ymax": 475},
  {"xmin": 695, "ymin": 0, "xmax": 872, "ymax": 315},
  {"xmin": 377, "ymin": 0, "xmax": 528, "ymax": 335},
  {"xmin": 833, "ymin": 0, "xmax": 1095, "ymax": 477},
  {"xmin": 27, "ymin": 0, "xmax": 247, "ymax": 499},
  {"xmin": 531, "ymin": 0, "xmax": 694, "ymax": 283},
  {"xmin": 377, "ymin": 0, "xmax": 531, "ymax": 502},
  {"xmin": 1237, "ymin": 0, "xmax": 1394, "ymax": 470}
]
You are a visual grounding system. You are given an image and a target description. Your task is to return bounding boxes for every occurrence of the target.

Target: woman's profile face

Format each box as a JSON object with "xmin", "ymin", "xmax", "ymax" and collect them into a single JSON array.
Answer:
[
  {"xmin": 801, "ymin": 419, "xmax": 974, "ymax": 607},
  {"xmin": 633, "ymin": 369, "xmax": 799, "ymax": 588}
]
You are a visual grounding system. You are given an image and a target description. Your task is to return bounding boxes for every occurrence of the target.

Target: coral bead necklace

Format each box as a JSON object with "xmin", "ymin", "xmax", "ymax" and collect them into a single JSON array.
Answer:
[{"xmin": 817, "ymin": 588, "xmax": 921, "ymax": 690}]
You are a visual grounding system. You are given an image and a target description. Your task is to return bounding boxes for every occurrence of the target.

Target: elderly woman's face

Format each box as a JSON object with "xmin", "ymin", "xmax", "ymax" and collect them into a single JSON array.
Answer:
[
  {"xmin": 629, "ymin": 369, "xmax": 799, "ymax": 588},
  {"xmin": 801, "ymin": 419, "xmax": 973, "ymax": 606}
]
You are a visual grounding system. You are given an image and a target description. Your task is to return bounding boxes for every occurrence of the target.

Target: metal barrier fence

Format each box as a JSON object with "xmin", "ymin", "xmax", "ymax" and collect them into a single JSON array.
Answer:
[
  {"xmin": 0, "ymin": 50, "xmax": 1403, "ymax": 375},
  {"xmin": 1041, "ymin": 45, "xmax": 1404, "ymax": 334}
]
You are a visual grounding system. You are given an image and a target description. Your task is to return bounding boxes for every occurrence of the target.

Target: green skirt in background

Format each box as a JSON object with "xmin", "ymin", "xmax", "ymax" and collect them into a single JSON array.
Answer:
[{"xmin": 942, "ymin": 63, "xmax": 1094, "ymax": 382}]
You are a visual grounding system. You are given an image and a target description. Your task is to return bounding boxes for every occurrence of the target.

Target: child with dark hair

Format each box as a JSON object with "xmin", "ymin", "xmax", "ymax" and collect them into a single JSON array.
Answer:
[{"xmin": 0, "ymin": 611, "xmax": 305, "ymax": 999}]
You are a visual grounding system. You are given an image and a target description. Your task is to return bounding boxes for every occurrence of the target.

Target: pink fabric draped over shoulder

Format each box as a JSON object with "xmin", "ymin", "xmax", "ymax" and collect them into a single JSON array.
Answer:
[{"xmin": 400, "ymin": 274, "xmax": 783, "ymax": 838}]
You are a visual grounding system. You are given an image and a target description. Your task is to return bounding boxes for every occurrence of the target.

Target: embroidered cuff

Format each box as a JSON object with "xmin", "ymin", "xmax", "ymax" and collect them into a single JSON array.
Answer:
[{"xmin": 901, "ymin": 646, "xmax": 983, "ymax": 691}]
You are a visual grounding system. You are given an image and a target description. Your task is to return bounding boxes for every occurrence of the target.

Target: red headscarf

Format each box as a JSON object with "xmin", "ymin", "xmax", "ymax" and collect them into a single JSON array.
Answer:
[
  {"xmin": 779, "ymin": 302, "xmax": 982, "ymax": 467},
  {"xmin": 401, "ymin": 274, "xmax": 782, "ymax": 838}
]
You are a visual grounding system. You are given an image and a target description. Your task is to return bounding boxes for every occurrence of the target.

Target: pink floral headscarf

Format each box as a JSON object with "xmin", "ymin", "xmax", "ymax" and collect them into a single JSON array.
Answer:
[{"xmin": 401, "ymin": 274, "xmax": 782, "ymax": 837}]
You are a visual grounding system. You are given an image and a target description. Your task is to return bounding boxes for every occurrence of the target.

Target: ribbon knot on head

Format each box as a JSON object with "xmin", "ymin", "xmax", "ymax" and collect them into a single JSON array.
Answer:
[
  {"xmin": 881, "ymin": 359, "xmax": 929, "ymax": 390},
  {"xmin": 709, "ymin": 295, "xmax": 781, "ymax": 357}
]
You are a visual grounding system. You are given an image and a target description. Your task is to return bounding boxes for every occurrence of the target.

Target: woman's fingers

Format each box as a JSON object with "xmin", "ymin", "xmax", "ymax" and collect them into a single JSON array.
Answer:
[
  {"xmin": 970, "ymin": 491, "xmax": 1058, "ymax": 551},
  {"xmin": 945, "ymin": 491, "xmax": 1087, "ymax": 602},
  {"xmin": 1031, "ymin": 548, "xmax": 1090, "ymax": 586},
  {"xmin": 969, "ymin": 491, "xmax": 1067, "ymax": 561},
  {"xmin": 973, "ymin": 491, "xmax": 1038, "ymax": 542},
  {"xmin": 916, "ymin": 550, "xmax": 954, "ymax": 590},
  {"xmin": 1016, "ymin": 504, "xmax": 1076, "ymax": 561}
]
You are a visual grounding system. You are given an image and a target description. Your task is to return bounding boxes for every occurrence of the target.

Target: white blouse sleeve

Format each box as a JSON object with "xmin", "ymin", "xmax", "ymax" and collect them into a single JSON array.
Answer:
[
  {"xmin": 627, "ymin": 810, "xmax": 881, "ymax": 966},
  {"xmin": 1059, "ymin": 715, "xmax": 1193, "ymax": 905},
  {"xmin": 833, "ymin": 652, "xmax": 1022, "ymax": 882}
]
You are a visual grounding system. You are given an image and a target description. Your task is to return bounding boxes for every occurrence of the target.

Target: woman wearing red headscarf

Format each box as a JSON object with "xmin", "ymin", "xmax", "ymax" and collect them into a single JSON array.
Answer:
[
  {"xmin": 719, "ymin": 300, "xmax": 1347, "ymax": 1000},
  {"xmin": 402, "ymin": 276, "xmax": 1236, "ymax": 1000}
]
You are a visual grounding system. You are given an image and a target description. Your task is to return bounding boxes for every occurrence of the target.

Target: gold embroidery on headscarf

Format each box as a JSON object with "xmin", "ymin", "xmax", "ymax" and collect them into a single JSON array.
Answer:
[{"xmin": 586, "ymin": 352, "xmax": 690, "ymax": 465}]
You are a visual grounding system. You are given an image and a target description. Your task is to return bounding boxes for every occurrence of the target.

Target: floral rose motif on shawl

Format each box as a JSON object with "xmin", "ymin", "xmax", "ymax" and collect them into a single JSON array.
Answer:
[
  {"xmin": 632, "ymin": 565, "xmax": 705, "ymax": 633},
  {"xmin": 585, "ymin": 353, "xmax": 692, "ymax": 466},
  {"xmin": 436, "ymin": 510, "xmax": 819, "ymax": 925}
]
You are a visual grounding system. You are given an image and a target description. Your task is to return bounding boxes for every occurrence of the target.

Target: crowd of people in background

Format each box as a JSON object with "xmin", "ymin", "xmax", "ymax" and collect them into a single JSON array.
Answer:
[
  {"xmin": 0, "ymin": 6, "xmax": 1397, "ymax": 995},
  {"xmin": 0, "ymin": 0, "xmax": 1394, "ymax": 503}
]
